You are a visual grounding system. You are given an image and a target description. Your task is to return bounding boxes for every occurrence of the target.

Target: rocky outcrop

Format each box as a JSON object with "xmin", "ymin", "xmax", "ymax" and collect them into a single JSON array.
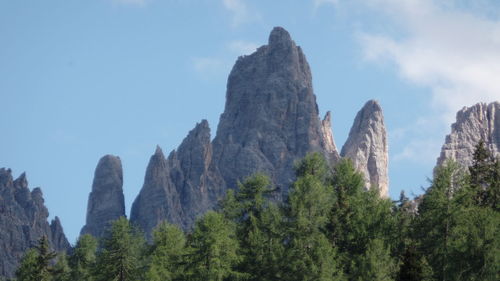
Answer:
[
  {"xmin": 437, "ymin": 102, "xmax": 500, "ymax": 168},
  {"xmin": 0, "ymin": 168, "xmax": 70, "ymax": 278},
  {"xmin": 211, "ymin": 26, "xmax": 337, "ymax": 197},
  {"xmin": 131, "ymin": 146, "xmax": 181, "ymax": 238},
  {"xmin": 81, "ymin": 155, "xmax": 125, "ymax": 238},
  {"xmin": 129, "ymin": 27, "xmax": 390, "ymax": 237},
  {"xmin": 131, "ymin": 121, "xmax": 224, "ymax": 238},
  {"xmin": 341, "ymin": 100, "xmax": 389, "ymax": 197}
]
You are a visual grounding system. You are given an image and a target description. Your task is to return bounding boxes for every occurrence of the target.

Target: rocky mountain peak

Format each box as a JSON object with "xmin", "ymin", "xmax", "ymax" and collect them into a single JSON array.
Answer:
[
  {"xmin": 268, "ymin": 26, "xmax": 293, "ymax": 50},
  {"xmin": 437, "ymin": 101, "xmax": 500, "ymax": 168},
  {"xmin": 13, "ymin": 172, "xmax": 27, "ymax": 189},
  {"xmin": 0, "ymin": 169, "xmax": 70, "ymax": 278},
  {"xmin": 341, "ymin": 100, "xmax": 389, "ymax": 197},
  {"xmin": 80, "ymin": 154, "xmax": 125, "ymax": 238}
]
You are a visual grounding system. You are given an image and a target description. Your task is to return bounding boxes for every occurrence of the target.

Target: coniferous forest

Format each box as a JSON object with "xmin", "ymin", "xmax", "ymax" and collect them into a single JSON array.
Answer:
[{"xmin": 12, "ymin": 141, "xmax": 499, "ymax": 281}]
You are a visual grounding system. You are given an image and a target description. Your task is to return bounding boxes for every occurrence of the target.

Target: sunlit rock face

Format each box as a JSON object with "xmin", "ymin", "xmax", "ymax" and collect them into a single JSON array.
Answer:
[
  {"xmin": 341, "ymin": 100, "xmax": 389, "ymax": 197},
  {"xmin": 437, "ymin": 102, "xmax": 500, "ymax": 168}
]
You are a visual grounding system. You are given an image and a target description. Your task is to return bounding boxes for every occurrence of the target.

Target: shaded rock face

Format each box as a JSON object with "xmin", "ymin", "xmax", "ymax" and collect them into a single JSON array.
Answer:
[
  {"xmin": 130, "ymin": 27, "xmax": 391, "ymax": 237},
  {"xmin": 341, "ymin": 100, "xmax": 389, "ymax": 197},
  {"xmin": 212, "ymin": 26, "xmax": 338, "ymax": 196},
  {"xmin": 81, "ymin": 155, "xmax": 125, "ymax": 238},
  {"xmin": 437, "ymin": 102, "xmax": 500, "ymax": 168},
  {"xmin": 130, "ymin": 27, "xmax": 341, "ymax": 236},
  {"xmin": 130, "ymin": 121, "xmax": 223, "ymax": 238},
  {"xmin": 0, "ymin": 168, "xmax": 70, "ymax": 278}
]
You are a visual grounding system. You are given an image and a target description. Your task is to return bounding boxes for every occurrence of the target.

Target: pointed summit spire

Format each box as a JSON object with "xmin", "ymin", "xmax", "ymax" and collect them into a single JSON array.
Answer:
[
  {"xmin": 341, "ymin": 100, "xmax": 388, "ymax": 197},
  {"xmin": 268, "ymin": 26, "xmax": 293, "ymax": 49}
]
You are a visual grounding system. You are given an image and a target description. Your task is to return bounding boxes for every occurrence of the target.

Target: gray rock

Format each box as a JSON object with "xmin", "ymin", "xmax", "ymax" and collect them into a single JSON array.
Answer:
[
  {"xmin": 0, "ymin": 168, "xmax": 70, "ymax": 278},
  {"xmin": 130, "ymin": 121, "xmax": 223, "ymax": 238},
  {"xmin": 341, "ymin": 100, "xmax": 389, "ymax": 197},
  {"xmin": 212, "ymin": 26, "xmax": 336, "ymax": 197},
  {"xmin": 130, "ymin": 146, "xmax": 181, "ymax": 239},
  {"xmin": 81, "ymin": 155, "xmax": 125, "ymax": 238},
  {"xmin": 130, "ymin": 27, "xmax": 391, "ymax": 237},
  {"xmin": 437, "ymin": 102, "xmax": 500, "ymax": 168}
]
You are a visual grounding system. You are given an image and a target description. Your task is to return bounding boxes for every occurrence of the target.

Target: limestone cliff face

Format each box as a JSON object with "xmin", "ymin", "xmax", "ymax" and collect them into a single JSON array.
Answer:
[
  {"xmin": 0, "ymin": 168, "xmax": 70, "ymax": 278},
  {"xmin": 437, "ymin": 102, "xmax": 500, "ymax": 168},
  {"xmin": 341, "ymin": 100, "xmax": 389, "ymax": 197},
  {"xmin": 212, "ymin": 27, "xmax": 337, "ymax": 196},
  {"xmin": 81, "ymin": 155, "xmax": 125, "ymax": 238},
  {"xmin": 129, "ymin": 27, "xmax": 341, "ymax": 236},
  {"xmin": 129, "ymin": 27, "xmax": 391, "ymax": 237},
  {"xmin": 130, "ymin": 146, "xmax": 181, "ymax": 238},
  {"xmin": 130, "ymin": 121, "xmax": 223, "ymax": 237}
]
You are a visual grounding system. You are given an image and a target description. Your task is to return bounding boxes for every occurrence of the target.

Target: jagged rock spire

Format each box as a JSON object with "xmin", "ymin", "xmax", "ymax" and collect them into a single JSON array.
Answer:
[
  {"xmin": 0, "ymin": 169, "xmax": 70, "ymax": 278},
  {"xmin": 81, "ymin": 155, "xmax": 125, "ymax": 238},
  {"xmin": 437, "ymin": 102, "xmax": 500, "ymax": 168},
  {"xmin": 341, "ymin": 100, "xmax": 389, "ymax": 197}
]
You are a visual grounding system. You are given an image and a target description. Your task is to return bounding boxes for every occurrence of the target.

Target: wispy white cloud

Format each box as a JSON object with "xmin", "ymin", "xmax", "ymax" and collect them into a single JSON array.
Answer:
[
  {"xmin": 353, "ymin": 0, "xmax": 500, "ymax": 123},
  {"xmin": 222, "ymin": 0, "xmax": 261, "ymax": 27},
  {"xmin": 228, "ymin": 40, "xmax": 258, "ymax": 55},
  {"xmin": 319, "ymin": 0, "xmax": 500, "ymax": 164}
]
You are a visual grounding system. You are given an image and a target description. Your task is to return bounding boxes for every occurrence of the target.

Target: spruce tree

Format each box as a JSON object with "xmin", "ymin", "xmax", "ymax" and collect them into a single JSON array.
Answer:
[
  {"xmin": 283, "ymin": 154, "xmax": 343, "ymax": 281},
  {"xmin": 186, "ymin": 211, "xmax": 243, "ymax": 281},
  {"xmin": 15, "ymin": 249, "xmax": 38, "ymax": 281},
  {"xmin": 146, "ymin": 222, "xmax": 186, "ymax": 281},
  {"xmin": 94, "ymin": 217, "xmax": 146, "ymax": 281},
  {"xmin": 69, "ymin": 234, "xmax": 97, "ymax": 281}
]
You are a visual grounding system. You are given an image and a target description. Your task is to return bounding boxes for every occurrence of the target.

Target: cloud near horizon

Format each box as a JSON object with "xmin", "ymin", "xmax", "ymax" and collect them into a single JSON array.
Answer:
[
  {"xmin": 321, "ymin": 0, "xmax": 500, "ymax": 163},
  {"xmin": 354, "ymin": 0, "xmax": 500, "ymax": 123}
]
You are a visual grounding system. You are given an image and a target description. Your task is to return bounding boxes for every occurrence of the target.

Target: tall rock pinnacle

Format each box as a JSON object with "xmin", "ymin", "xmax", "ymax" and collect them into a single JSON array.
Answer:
[
  {"xmin": 0, "ymin": 168, "xmax": 70, "ymax": 278},
  {"xmin": 81, "ymin": 155, "xmax": 125, "ymax": 238},
  {"xmin": 437, "ymin": 102, "xmax": 500, "ymax": 168},
  {"xmin": 341, "ymin": 100, "xmax": 389, "ymax": 197},
  {"xmin": 212, "ymin": 26, "xmax": 335, "ymax": 195},
  {"xmin": 131, "ymin": 121, "xmax": 224, "ymax": 238}
]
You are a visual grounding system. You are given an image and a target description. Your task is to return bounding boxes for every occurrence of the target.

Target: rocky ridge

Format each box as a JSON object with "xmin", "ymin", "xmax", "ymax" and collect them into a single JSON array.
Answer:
[
  {"xmin": 0, "ymin": 168, "xmax": 70, "ymax": 278},
  {"xmin": 129, "ymin": 27, "xmax": 388, "ymax": 237},
  {"xmin": 437, "ymin": 102, "xmax": 500, "ymax": 168}
]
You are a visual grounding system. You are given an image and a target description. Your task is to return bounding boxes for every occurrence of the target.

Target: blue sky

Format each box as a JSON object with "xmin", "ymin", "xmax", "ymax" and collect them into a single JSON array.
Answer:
[{"xmin": 1, "ymin": 0, "xmax": 499, "ymax": 243}]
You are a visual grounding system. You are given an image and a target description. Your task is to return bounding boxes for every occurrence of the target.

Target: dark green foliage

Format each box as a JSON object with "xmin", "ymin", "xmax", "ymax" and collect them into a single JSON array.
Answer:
[
  {"xmin": 222, "ymin": 174, "xmax": 285, "ymax": 281},
  {"xmin": 469, "ymin": 140, "xmax": 500, "ymax": 209},
  {"xmin": 284, "ymin": 154, "xmax": 343, "ymax": 281},
  {"xmin": 94, "ymin": 217, "xmax": 146, "ymax": 281},
  {"xmin": 15, "ymin": 236, "xmax": 59, "ymax": 281},
  {"xmin": 328, "ymin": 158, "xmax": 397, "ymax": 279},
  {"xmin": 185, "ymin": 211, "xmax": 243, "ymax": 281},
  {"xmin": 146, "ymin": 222, "xmax": 186, "ymax": 281},
  {"xmin": 51, "ymin": 253, "xmax": 71, "ymax": 281},
  {"xmin": 15, "ymin": 249, "xmax": 38, "ymax": 281},
  {"xmin": 12, "ymin": 151, "xmax": 499, "ymax": 281},
  {"xmin": 69, "ymin": 234, "xmax": 97, "ymax": 281}
]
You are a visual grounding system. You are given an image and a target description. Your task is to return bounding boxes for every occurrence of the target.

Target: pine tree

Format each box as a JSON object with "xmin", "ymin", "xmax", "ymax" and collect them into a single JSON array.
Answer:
[
  {"xmin": 397, "ymin": 244, "xmax": 433, "ymax": 281},
  {"xmin": 221, "ymin": 174, "xmax": 285, "ymax": 281},
  {"xmin": 355, "ymin": 238, "xmax": 396, "ymax": 281},
  {"xmin": 283, "ymin": 154, "xmax": 343, "ymax": 281},
  {"xmin": 186, "ymin": 211, "xmax": 243, "ymax": 281},
  {"xmin": 15, "ymin": 249, "xmax": 38, "ymax": 281},
  {"xmin": 69, "ymin": 234, "xmax": 97, "ymax": 281},
  {"xmin": 146, "ymin": 222, "xmax": 186, "ymax": 281},
  {"xmin": 329, "ymin": 158, "xmax": 397, "ymax": 279},
  {"xmin": 51, "ymin": 253, "xmax": 71, "ymax": 281},
  {"xmin": 415, "ymin": 161, "xmax": 464, "ymax": 281},
  {"xmin": 94, "ymin": 217, "xmax": 146, "ymax": 281}
]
